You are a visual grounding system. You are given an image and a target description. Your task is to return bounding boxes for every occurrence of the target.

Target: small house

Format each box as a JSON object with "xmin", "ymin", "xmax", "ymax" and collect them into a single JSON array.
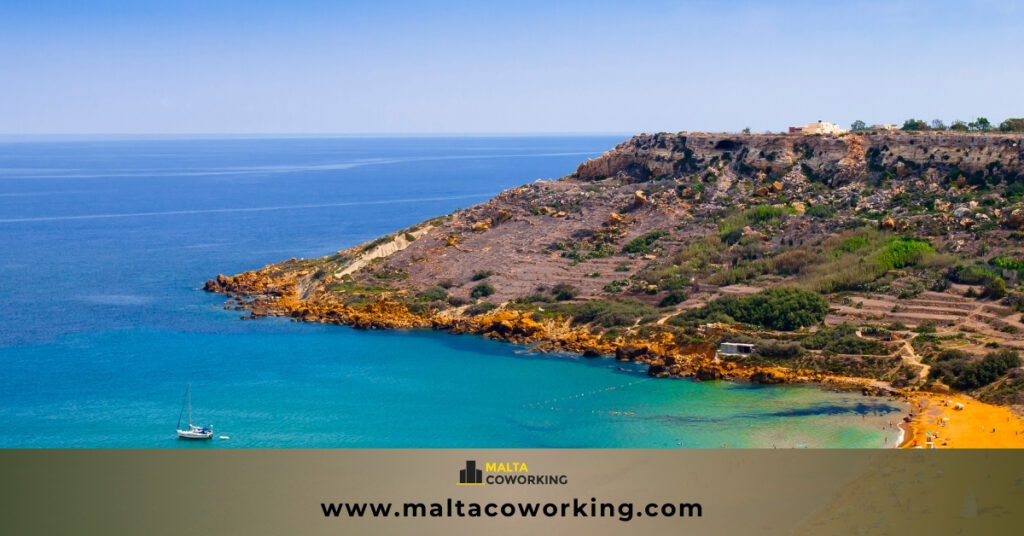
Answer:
[{"xmin": 718, "ymin": 342, "xmax": 755, "ymax": 356}]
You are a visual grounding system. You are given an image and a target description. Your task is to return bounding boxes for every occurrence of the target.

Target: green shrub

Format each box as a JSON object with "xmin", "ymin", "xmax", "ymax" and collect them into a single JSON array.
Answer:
[
  {"xmin": 982, "ymin": 277, "xmax": 1008, "ymax": 299},
  {"xmin": 551, "ymin": 283, "xmax": 580, "ymax": 301},
  {"xmin": 622, "ymin": 230, "xmax": 669, "ymax": 254},
  {"xmin": 989, "ymin": 256, "xmax": 1024, "ymax": 272},
  {"xmin": 416, "ymin": 286, "xmax": 448, "ymax": 302},
  {"xmin": 801, "ymin": 324, "xmax": 857, "ymax": 349},
  {"xmin": 718, "ymin": 206, "xmax": 790, "ymax": 243},
  {"xmin": 772, "ymin": 249, "xmax": 818, "ymax": 275},
  {"xmin": 914, "ymin": 321, "xmax": 937, "ymax": 334},
  {"xmin": 470, "ymin": 282, "xmax": 495, "ymax": 298},
  {"xmin": 930, "ymin": 349, "xmax": 1021, "ymax": 390},
  {"xmin": 935, "ymin": 349, "xmax": 968, "ymax": 362},
  {"xmin": 720, "ymin": 228, "xmax": 743, "ymax": 245},
  {"xmin": 824, "ymin": 335, "xmax": 889, "ymax": 355},
  {"xmin": 752, "ymin": 340, "xmax": 805, "ymax": 360},
  {"xmin": 949, "ymin": 265, "xmax": 999, "ymax": 285},
  {"xmin": 471, "ymin": 270, "xmax": 494, "ymax": 281},
  {"xmin": 669, "ymin": 287, "xmax": 828, "ymax": 331},
  {"xmin": 603, "ymin": 279, "xmax": 628, "ymax": 293},
  {"xmin": 658, "ymin": 290, "xmax": 689, "ymax": 307},
  {"xmin": 805, "ymin": 232, "xmax": 934, "ymax": 293}
]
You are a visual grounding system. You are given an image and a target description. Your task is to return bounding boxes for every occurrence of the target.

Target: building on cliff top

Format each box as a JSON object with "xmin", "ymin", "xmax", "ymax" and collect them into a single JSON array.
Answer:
[{"xmin": 788, "ymin": 120, "xmax": 847, "ymax": 135}]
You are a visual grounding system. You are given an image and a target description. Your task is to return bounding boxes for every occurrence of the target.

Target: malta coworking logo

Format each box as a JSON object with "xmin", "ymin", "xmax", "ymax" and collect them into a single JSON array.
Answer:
[
  {"xmin": 456, "ymin": 459, "xmax": 568, "ymax": 486},
  {"xmin": 457, "ymin": 460, "xmax": 484, "ymax": 486}
]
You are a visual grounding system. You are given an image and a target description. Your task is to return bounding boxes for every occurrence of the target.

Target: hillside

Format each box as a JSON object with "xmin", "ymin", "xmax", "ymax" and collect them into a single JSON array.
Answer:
[{"xmin": 206, "ymin": 131, "xmax": 1024, "ymax": 407}]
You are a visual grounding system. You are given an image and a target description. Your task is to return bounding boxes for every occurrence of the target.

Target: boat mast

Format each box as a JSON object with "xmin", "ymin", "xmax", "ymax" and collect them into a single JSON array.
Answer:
[
  {"xmin": 187, "ymin": 384, "xmax": 193, "ymax": 427},
  {"xmin": 177, "ymin": 383, "xmax": 189, "ymax": 430}
]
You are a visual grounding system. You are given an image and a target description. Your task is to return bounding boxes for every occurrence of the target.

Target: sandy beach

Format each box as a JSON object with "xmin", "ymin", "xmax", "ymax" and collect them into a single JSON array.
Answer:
[{"xmin": 899, "ymin": 393, "xmax": 1024, "ymax": 448}]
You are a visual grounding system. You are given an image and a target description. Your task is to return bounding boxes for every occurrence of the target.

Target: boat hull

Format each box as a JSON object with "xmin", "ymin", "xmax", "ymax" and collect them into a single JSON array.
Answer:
[{"xmin": 176, "ymin": 429, "xmax": 213, "ymax": 440}]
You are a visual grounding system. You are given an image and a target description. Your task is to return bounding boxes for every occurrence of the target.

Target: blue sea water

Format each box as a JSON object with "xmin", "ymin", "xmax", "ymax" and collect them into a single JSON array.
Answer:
[{"xmin": 0, "ymin": 136, "xmax": 905, "ymax": 448}]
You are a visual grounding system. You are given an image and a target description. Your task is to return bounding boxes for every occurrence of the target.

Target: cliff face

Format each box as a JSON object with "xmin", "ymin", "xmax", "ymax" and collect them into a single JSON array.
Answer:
[
  {"xmin": 576, "ymin": 132, "xmax": 1024, "ymax": 188},
  {"xmin": 206, "ymin": 132, "xmax": 1024, "ymax": 403}
]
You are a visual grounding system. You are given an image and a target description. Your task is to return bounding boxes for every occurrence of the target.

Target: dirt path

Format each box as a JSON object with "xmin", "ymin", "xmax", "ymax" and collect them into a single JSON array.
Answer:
[{"xmin": 896, "ymin": 338, "xmax": 929, "ymax": 384}]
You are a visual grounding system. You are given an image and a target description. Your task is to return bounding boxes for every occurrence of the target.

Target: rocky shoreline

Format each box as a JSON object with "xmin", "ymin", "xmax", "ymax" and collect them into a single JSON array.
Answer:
[{"xmin": 205, "ymin": 269, "xmax": 897, "ymax": 396}]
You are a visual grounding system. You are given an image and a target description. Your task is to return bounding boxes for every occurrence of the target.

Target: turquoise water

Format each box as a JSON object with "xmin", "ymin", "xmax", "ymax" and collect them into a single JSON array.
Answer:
[{"xmin": 0, "ymin": 136, "xmax": 905, "ymax": 448}]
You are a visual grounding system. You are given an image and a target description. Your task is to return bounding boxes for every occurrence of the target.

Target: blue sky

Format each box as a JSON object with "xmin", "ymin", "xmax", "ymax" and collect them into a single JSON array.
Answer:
[{"xmin": 0, "ymin": 0, "xmax": 1021, "ymax": 134}]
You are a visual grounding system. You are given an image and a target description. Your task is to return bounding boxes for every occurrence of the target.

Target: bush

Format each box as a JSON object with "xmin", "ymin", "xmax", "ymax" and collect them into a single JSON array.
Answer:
[
  {"xmin": 659, "ymin": 290, "xmax": 689, "ymax": 307},
  {"xmin": 752, "ymin": 340, "xmax": 804, "ymax": 360},
  {"xmin": 622, "ymin": 230, "xmax": 669, "ymax": 254},
  {"xmin": 930, "ymin": 349, "xmax": 1021, "ymax": 390},
  {"xmin": 772, "ymin": 249, "xmax": 817, "ymax": 275},
  {"xmin": 603, "ymin": 279, "xmax": 628, "ymax": 293},
  {"xmin": 448, "ymin": 295, "xmax": 470, "ymax": 307},
  {"xmin": 935, "ymin": 349, "xmax": 968, "ymax": 362},
  {"xmin": 470, "ymin": 282, "xmax": 495, "ymax": 298},
  {"xmin": 720, "ymin": 228, "xmax": 743, "ymax": 245},
  {"xmin": 806, "ymin": 232, "xmax": 934, "ymax": 293},
  {"xmin": 550, "ymin": 299, "xmax": 659, "ymax": 328},
  {"xmin": 801, "ymin": 323, "xmax": 857, "ymax": 349},
  {"xmin": 416, "ymin": 286, "xmax": 448, "ymax": 302},
  {"xmin": 670, "ymin": 287, "xmax": 828, "ymax": 331},
  {"xmin": 982, "ymin": 277, "xmax": 1008, "ymax": 299},
  {"xmin": 999, "ymin": 118, "xmax": 1024, "ymax": 132},
  {"xmin": 901, "ymin": 118, "xmax": 928, "ymax": 131},
  {"xmin": 471, "ymin": 270, "xmax": 494, "ymax": 281},
  {"xmin": 914, "ymin": 321, "xmax": 937, "ymax": 334},
  {"xmin": 948, "ymin": 265, "xmax": 998, "ymax": 285},
  {"xmin": 824, "ymin": 335, "xmax": 889, "ymax": 355},
  {"xmin": 551, "ymin": 283, "xmax": 579, "ymax": 301}
]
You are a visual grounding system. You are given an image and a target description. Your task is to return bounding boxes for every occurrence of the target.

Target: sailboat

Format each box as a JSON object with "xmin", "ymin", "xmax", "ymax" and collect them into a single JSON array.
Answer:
[{"xmin": 176, "ymin": 383, "xmax": 213, "ymax": 439}]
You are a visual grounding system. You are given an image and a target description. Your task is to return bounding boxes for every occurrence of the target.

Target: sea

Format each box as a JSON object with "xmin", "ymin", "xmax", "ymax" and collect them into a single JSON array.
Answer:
[{"xmin": 0, "ymin": 136, "xmax": 906, "ymax": 448}]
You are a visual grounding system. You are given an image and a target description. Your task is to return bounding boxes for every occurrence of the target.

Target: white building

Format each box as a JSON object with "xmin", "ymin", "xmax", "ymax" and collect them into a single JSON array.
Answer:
[
  {"xmin": 718, "ymin": 342, "xmax": 755, "ymax": 356},
  {"xmin": 789, "ymin": 120, "xmax": 847, "ymax": 135}
]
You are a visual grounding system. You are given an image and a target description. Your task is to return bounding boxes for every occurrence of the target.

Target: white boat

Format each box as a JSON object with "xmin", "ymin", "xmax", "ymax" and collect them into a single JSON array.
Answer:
[{"xmin": 176, "ymin": 384, "xmax": 213, "ymax": 440}]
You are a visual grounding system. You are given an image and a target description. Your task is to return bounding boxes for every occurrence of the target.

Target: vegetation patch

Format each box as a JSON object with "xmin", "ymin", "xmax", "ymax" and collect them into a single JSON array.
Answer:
[
  {"xmin": 930, "ymin": 349, "xmax": 1021, "ymax": 390},
  {"xmin": 669, "ymin": 287, "xmax": 828, "ymax": 331},
  {"xmin": 622, "ymin": 230, "xmax": 669, "ymax": 254},
  {"xmin": 546, "ymin": 299, "xmax": 661, "ymax": 328},
  {"xmin": 470, "ymin": 282, "xmax": 496, "ymax": 299}
]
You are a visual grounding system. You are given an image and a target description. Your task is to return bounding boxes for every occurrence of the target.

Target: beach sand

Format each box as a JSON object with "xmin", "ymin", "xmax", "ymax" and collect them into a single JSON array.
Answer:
[{"xmin": 899, "ymin": 393, "xmax": 1024, "ymax": 448}]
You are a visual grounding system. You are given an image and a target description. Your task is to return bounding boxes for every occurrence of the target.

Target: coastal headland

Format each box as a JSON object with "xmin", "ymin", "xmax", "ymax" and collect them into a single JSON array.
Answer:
[{"xmin": 207, "ymin": 131, "xmax": 1024, "ymax": 447}]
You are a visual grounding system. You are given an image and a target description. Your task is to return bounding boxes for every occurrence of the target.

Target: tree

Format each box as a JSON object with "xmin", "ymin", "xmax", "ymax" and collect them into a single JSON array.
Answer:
[
  {"xmin": 851, "ymin": 120, "xmax": 866, "ymax": 131},
  {"xmin": 551, "ymin": 283, "xmax": 579, "ymax": 301},
  {"xmin": 742, "ymin": 127, "xmax": 751, "ymax": 134},
  {"xmin": 901, "ymin": 118, "xmax": 928, "ymax": 131},
  {"xmin": 930, "ymin": 119, "xmax": 947, "ymax": 130},
  {"xmin": 968, "ymin": 117, "xmax": 992, "ymax": 132},
  {"xmin": 999, "ymin": 118, "xmax": 1024, "ymax": 132},
  {"xmin": 949, "ymin": 120, "xmax": 969, "ymax": 132},
  {"xmin": 982, "ymin": 277, "xmax": 1008, "ymax": 300}
]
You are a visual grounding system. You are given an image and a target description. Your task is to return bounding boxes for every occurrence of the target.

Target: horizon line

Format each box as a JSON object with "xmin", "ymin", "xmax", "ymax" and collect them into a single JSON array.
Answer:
[{"xmin": 0, "ymin": 131, "xmax": 637, "ymax": 141}]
